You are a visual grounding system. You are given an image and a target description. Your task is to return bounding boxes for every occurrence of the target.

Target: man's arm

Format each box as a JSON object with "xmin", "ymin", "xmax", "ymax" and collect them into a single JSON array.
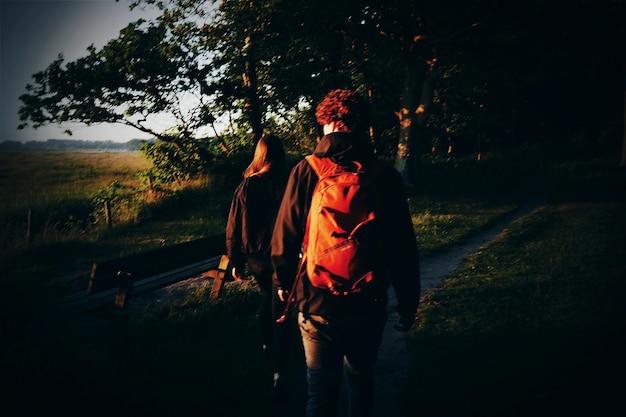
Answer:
[
  {"xmin": 271, "ymin": 160, "xmax": 317, "ymax": 291},
  {"xmin": 382, "ymin": 167, "xmax": 421, "ymax": 331}
]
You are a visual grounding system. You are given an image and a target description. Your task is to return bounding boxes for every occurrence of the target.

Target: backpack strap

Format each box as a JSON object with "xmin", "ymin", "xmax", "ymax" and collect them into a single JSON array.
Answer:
[
  {"xmin": 306, "ymin": 155, "xmax": 371, "ymax": 180},
  {"xmin": 305, "ymin": 155, "xmax": 337, "ymax": 180},
  {"xmin": 303, "ymin": 155, "xmax": 324, "ymax": 254},
  {"xmin": 302, "ymin": 155, "xmax": 338, "ymax": 263}
]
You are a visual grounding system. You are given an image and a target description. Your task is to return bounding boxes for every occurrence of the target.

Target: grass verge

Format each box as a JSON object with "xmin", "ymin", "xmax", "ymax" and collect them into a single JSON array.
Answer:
[{"xmin": 403, "ymin": 185, "xmax": 626, "ymax": 416}]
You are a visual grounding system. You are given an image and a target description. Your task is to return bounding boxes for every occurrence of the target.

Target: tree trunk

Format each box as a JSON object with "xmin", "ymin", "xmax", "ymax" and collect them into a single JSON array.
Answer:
[
  {"xmin": 394, "ymin": 53, "xmax": 437, "ymax": 185},
  {"xmin": 243, "ymin": 34, "xmax": 264, "ymax": 145},
  {"xmin": 621, "ymin": 63, "xmax": 626, "ymax": 167},
  {"xmin": 26, "ymin": 209, "xmax": 32, "ymax": 245}
]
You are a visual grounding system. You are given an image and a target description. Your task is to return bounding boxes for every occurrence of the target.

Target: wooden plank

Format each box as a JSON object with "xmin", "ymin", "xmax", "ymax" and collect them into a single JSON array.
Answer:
[
  {"xmin": 87, "ymin": 233, "xmax": 226, "ymax": 294},
  {"xmin": 56, "ymin": 286, "xmax": 119, "ymax": 312},
  {"xmin": 131, "ymin": 257, "xmax": 222, "ymax": 296},
  {"xmin": 209, "ymin": 255, "xmax": 231, "ymax": 299},
  {"xmin": 58, "ymin": 256, "xmax": 223, "ymax": 313}
]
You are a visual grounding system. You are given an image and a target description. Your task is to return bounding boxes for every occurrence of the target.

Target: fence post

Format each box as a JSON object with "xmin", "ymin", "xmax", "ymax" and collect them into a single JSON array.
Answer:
[
  {"xmin": 104, "ymin": 201, "xmax": 112, "ymax": 229},
  {"xmin": 115, "ymin": 271, "xmax": 133, "ymax": 309},
  {"xmin": 210, "ymin": 255, "xmax": 231, "ymax": 299},
  {"xmin": 26, "ymin": 209, "xmax": 32, "ymax": 245}
]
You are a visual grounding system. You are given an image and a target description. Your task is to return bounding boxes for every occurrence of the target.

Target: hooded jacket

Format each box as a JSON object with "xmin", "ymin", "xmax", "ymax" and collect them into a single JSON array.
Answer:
[
  {"xmin": 271, "ymin": 132, "xmax": 420, "ymax": 319},
  {"xmin": 226, "ymin": 170, "xmax": 286, "ymax": 271}
]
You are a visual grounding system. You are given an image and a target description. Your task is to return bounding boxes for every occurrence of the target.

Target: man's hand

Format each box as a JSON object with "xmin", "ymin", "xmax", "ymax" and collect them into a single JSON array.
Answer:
[
  {"xmin": 231, "ymin": 266, "xmax": 243, "ymax": 282},
  {"xmin": 277, "ymin": 288, "xmax": 289, "ymax": 302}
]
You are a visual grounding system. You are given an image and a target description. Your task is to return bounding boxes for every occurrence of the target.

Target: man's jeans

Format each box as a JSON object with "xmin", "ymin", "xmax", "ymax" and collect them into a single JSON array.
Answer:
[{"xmin": 298, "ymin": 310, "xmax": 387, "ymax": 417}]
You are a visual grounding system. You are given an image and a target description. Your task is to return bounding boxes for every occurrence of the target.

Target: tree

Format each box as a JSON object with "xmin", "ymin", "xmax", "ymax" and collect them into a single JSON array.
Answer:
[
  {"xmin": 197, "ymin": 0, "xmax": 267, "ymax": 145},
  {"xmin": 17, "ymin": 1, "xmax": 487, "ymax": 185},
  {"xmin": 20, "ymin": 0, "xmax": 625, "ymax": 187},
  {"xmin": 19, "ymin": 19, "xmax": 205, "ymax": 141},
  {"xmin": 342, "ymin": 1, "xmax": 491, "ymax": 184},
  {"xmin": 622, "ymin": 72, "xmax": 626, "ymax": 167},
  {"xmin": 365, "ymin": 1, "xmax": 438, "ymax": 184}
]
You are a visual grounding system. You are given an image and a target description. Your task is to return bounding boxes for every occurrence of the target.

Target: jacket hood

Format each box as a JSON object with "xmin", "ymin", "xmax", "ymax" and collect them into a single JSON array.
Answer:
[{"xmin": 313, "ymin": 132, "xmax": 375, "ymax": 163}]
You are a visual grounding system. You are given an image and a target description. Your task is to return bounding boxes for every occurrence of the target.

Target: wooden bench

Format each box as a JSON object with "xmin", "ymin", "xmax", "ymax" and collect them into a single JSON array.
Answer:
[{"xmin": 58, "ymin": 233, "xmax": 231, "ymax": 313}]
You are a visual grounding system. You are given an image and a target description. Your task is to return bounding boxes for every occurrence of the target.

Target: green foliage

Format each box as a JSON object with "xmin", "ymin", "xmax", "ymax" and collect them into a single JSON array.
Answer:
[
  {"xmin": 139, "ymin": 137, "xmax": 209, "ymax": 186},
  {"xmin": 89, "ymin": 179, "xmax": 123, "ymax": 226},
  {"xmin": 19, "ymin": 20, "xmax": 183, "ymax": 135},
  {"xmin": 425, "ymin": 64, "xmax": 491, "ymax": 156},
  {"xmin": 89, "ymin": 179, "xmax": 149, "ymax": 229},
  {"xmin": 91, "ymin": 180, "xmax": 123, "ymax": 207},
  {"xmin": 18, "ymin": 0, "xmax": 625, "ymax": 186},
  {"xmin": 264, "ymin": 105, "xmax": 319, "ymax": 154}
]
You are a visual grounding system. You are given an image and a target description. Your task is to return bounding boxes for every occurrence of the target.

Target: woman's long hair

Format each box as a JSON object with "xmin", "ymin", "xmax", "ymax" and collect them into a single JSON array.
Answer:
[{"xmin": 243, "ymin": 134, "xmax": 286, "ymax": 178}]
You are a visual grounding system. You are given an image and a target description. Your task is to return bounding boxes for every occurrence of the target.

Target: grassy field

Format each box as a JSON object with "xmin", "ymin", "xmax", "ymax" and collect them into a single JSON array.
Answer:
[
  {"xmin": 0, "ymin": 151, "xmax": 150, "ymax": 264},
  {"xmin": 0, "ymin": 150, "xmax": 233, "ymax": 271},
  {"xmin": 1, "ymin": 149, "xmax": 623, "ymax": 416},
  {"xmin": 0, "ymin": 150, "xmax": 150, "ymax": 198},
  {"xmin": 0, "ymin": 151, "xmax": 150, "ymax": 230}
]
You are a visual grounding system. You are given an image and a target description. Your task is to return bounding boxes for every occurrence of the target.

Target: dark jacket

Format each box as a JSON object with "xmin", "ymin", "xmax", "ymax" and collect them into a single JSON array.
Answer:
[
  {"xmin": 271, "ymin": 132, "xmax": 421, "ymax": 319},
  {"xmin": 226, "ymin": 171, "xmax": 286, "ymax": 271}
]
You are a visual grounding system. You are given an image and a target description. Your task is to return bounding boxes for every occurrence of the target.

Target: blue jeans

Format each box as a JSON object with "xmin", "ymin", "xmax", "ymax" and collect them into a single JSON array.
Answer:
[{"xmin": 298, "ymin": 310, "xmax": 387, "ymax": 417}]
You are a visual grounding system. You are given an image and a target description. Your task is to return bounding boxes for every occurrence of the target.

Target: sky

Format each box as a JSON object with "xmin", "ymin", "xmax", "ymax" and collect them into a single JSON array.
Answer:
[{"xmin": 0, "ymin": 0, "xmax": 162, "ymax": 142}]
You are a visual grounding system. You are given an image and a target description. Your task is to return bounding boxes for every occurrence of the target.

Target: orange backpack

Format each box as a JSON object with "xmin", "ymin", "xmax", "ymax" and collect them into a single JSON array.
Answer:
[{"xmin": 303, "ymin": 155, "xmax": 379, "ymax": 295}]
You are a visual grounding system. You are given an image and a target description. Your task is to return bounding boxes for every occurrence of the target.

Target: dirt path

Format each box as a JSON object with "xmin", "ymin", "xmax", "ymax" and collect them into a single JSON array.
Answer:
[{"xmin": 372, "ymin": 199, "xmax": 545, "ymax": 417}]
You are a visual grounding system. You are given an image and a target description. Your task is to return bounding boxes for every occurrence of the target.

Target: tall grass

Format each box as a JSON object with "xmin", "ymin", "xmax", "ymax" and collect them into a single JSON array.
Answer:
[
  {"xmin": 0, "ymin": 150, "xmax": 149, "ymax": 211},
  {"xmin": 0, "ymin": 151, "xmax": 236, "ymax": 273},
  {"xmin": 0, "ymin": 151, "xmax": 150, "ymax": 266}
]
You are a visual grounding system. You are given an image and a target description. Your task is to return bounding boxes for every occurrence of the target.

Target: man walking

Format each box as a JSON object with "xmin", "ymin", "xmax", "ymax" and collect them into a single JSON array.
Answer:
[{"xmin": 271, "ymin": 89, "xmax": 421, "ymax": 417}]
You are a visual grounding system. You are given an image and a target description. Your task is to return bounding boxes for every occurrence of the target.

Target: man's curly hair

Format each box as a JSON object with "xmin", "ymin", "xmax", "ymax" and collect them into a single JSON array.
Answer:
[{"xmin": 315, "ymin": 89, "xmax": 369, "ymax": 134}]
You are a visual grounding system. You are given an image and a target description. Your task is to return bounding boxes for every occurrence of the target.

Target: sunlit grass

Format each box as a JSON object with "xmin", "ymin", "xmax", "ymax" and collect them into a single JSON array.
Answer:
[
  {"xmin": 411, "ymin": 198, "xmax": 519, "ymax": 253},
  {"xmin": 404, "ymin": 199, "xmax": 626, "ymax": 416},
  {"xmin": 0, "ymin": 150, "xmax": 149, "ymax": 203},
  {"xmin": 0, "ymin": 151, "xmax": 151, "ymax": 270}
]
